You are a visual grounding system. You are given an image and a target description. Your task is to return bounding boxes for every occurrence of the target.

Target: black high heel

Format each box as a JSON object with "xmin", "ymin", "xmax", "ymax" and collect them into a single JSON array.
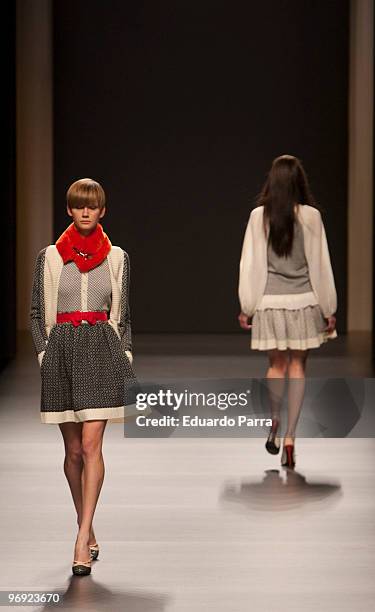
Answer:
[
  {"xmin": 72, "ymin": 539, "xmax": 93, "ymax": 575},
  {"xmin": 281, "ymin": 444, "xmax": 295, "ymax": 469},
  {"xmin": 265, "ymin": 418, "xmax": 280, "ymax": 455},
  {"xmin": 72, "ymin": 557, "xmax": 92, "ymax": 576}
]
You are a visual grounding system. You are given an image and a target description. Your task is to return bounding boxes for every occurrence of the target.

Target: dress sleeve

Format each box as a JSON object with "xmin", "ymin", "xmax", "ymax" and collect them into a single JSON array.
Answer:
[
  {"xmin": 118, "ymin": 249, "xmax": 132, "ymax": 357},
  {"xmin": 303, "ymin": 209, "xmax": 337, "ymax": 318},
  {"xmin": 238, "ymin": 208, "xmax": 268, "ymax": 317},
  {"xmin": 29, "ymin": 248, "xmax": 48, "ymax": 364}
]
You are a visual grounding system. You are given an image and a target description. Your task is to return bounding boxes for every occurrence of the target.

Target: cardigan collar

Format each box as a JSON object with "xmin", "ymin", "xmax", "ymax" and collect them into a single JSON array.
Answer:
[{"xmin": 55, "ymin": 222, "xmax": 112, "ymax": 272}]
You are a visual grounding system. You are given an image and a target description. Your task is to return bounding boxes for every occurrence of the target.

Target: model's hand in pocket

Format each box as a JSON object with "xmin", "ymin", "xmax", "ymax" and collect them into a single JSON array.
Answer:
[
  {"xmin": 238, "ymin": 312, "xmax": 252, "ymax": 330},
  {"xmin": 125, "ymin": 350, "xmax": 133, "ymax": 365},
  {"xmin": 37, "ymin": 350, "xmax": 46, "ymax": 367}
]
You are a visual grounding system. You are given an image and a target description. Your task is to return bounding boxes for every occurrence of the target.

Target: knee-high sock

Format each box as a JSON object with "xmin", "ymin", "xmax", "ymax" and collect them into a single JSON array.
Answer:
[
  {"xmin": 285, "ymin": 378, "xmax": 305, "ymax": 438},
  {"xmin": 266, "ymin": 377, "xmax": 285, "ymax": 423}
]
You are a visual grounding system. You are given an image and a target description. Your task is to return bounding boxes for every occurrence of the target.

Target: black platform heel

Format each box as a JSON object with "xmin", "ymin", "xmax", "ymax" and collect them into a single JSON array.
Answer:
[
  {"xmin": 265, "ymin": 418, "xmax": 280, "ymax": 455},
  {"xmin": 72, "ymin": 557, "xmax": 92, "ymax": 576}
]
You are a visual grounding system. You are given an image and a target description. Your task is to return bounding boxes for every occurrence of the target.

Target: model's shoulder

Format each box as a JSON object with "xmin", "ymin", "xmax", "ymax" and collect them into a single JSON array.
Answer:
[
  {"xmin": 298, "ymin": 204, "xmax": 321, "ymax": 221},
  {"xmin": 37, "ymin": 245, "xmax": 52, "ymax": 259},
  {"xmin": 109, "ymin": 246, "xmax": 130, "ymax": 265},
  {"xmin": 250, "ymin": 205, "xmax": 264, "ymax": 217},
  {"xmin": 43, "ymin": 244, "xmax": 65, "ymax": 259},
  {"xmin": 247, "ymin": 206, "xmax": 264, "ymax": 225},
  {"xmin": 110, "ymin": 244, "xmax": 125, "ymax": 255}
]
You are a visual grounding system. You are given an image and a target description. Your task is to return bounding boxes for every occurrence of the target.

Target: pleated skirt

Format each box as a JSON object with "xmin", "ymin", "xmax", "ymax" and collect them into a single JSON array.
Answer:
[
  {"xmin": 251, "ymin": 304, "xmax": 337, "ymax": 351},
  {"xmin": 40, "ymin": 320, "xmax": 138, "ymax": 423}
]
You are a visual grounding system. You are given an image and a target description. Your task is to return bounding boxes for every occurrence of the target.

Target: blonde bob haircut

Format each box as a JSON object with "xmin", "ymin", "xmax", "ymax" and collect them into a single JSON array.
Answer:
[{"xmin": 66, "ymin": 178, "xmax": 106, "ymax": 210}]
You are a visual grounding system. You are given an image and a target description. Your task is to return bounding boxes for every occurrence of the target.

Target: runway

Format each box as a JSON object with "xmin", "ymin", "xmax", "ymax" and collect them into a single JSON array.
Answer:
[{"xmin": 0, "ymin": 333, "xmax": 374, "ymax": 611}]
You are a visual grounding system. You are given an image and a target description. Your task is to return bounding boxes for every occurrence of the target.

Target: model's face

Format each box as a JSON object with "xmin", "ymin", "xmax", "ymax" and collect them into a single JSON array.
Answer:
[{"xmin": 67, "ymin": 203, "xmax": 105, "ymax": 236}]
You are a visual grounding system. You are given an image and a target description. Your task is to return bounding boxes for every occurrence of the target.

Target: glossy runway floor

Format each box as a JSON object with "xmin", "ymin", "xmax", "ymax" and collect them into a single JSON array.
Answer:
[{"xmin": 0, "ymin": 334, "xmax": 374, "ymax": 612}]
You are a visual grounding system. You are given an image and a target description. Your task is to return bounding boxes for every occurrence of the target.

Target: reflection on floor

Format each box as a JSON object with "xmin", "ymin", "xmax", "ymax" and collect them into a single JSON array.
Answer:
[{"xmin": 0, "ymin": 334, "xmax": 374, "ymax": 611}]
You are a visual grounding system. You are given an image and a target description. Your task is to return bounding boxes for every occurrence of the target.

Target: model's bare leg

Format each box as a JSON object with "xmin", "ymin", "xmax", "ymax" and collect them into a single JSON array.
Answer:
[
  {"xmin": 74, "ymin": 420, "xmax": 107, "ymax": 562},
  {"xmin": 266, "ymin": 349, "xmax": 288, "ymax": 424},
  {"xmin": 284, "ymin": 349, "xmax": 308, "ymax": 445},
  {"xmin": 59, "ymin": 422, "xmax": 84, "ymax": 515},
  {"xmin": 81, "ymin": 470, "xmax": 98, "ymax": 546},
  {"xmin": 59, "ymin": 422, "xmax": 98, "ymax": 550}
]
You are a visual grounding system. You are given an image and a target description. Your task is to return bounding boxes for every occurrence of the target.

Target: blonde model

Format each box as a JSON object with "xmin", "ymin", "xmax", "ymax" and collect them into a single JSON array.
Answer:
[{"xmin": 30, "ymin": 179, "xmax": 136, "ymax": 575}]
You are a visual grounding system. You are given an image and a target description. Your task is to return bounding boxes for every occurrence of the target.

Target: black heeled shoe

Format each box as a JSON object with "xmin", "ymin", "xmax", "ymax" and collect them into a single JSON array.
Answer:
[
  {"xmin": 72, "ymin": 557, "xmax": 92, "ymax": 576},
  {"xmin": 265, "ymin": 418, "xmax": 280, "ymax": 455},
  {"xmin": 281, "ymin": 444, "xmax": 295, "ymax": 469}
]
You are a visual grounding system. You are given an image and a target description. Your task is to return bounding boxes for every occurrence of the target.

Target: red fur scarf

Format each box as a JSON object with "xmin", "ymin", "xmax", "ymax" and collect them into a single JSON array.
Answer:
[{"xmin": 56, "ymin": 222, "xmax": 112, "ymax": 272}]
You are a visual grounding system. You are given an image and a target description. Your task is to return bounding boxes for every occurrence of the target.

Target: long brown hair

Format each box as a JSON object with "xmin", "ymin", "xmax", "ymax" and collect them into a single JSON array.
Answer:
[{"xmin": 257, "ymin": 155, "xmax": 316, "ymax": 257}]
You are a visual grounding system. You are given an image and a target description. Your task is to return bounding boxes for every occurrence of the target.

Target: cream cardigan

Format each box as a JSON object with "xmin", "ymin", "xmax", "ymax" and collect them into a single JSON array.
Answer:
[
  {"xmin": 238, "ymin": 205, "xmax": 337, "ymax": 318},
  {"xmin": 43, "ymin": 245, "xmax": 124, "ymax": 337},
  {"xmin": 33, "ymin": 245, "xmax": 132, "ymax": 365}
]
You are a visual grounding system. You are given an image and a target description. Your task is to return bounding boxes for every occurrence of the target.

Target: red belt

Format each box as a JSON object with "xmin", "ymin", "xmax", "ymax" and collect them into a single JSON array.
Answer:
[{"xmin": 56, "ymin": 311, "xmax": 108, "ymax": 327}]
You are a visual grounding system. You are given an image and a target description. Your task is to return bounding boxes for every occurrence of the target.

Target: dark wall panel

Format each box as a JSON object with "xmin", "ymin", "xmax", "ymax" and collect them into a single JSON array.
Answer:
[
  {"xmin": 54, "ymin": 0, "xmax": 349, "ymax": 333},
  {"xmin": 0, "ymin": 1, "xmax": 16, "ymax": 370},
  {"xmin": 373, "ymin": 3, "xmax": 375, "ymax": 360}
]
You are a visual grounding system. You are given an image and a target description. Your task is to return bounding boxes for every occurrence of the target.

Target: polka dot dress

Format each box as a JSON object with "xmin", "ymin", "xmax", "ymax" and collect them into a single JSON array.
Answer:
[{"xmin": 31, "ymin": 248, "xmax": 138, "ymax": 423}]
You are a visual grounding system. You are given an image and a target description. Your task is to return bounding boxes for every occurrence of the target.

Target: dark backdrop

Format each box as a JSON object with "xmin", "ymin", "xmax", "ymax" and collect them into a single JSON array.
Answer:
[
  {"xmin": 53, "ymin": 0, "xmax": 349, "ymax": 333},
  {"xmin": 0, "ymin": 1, "xmax": 16, "ymax": 370}
]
